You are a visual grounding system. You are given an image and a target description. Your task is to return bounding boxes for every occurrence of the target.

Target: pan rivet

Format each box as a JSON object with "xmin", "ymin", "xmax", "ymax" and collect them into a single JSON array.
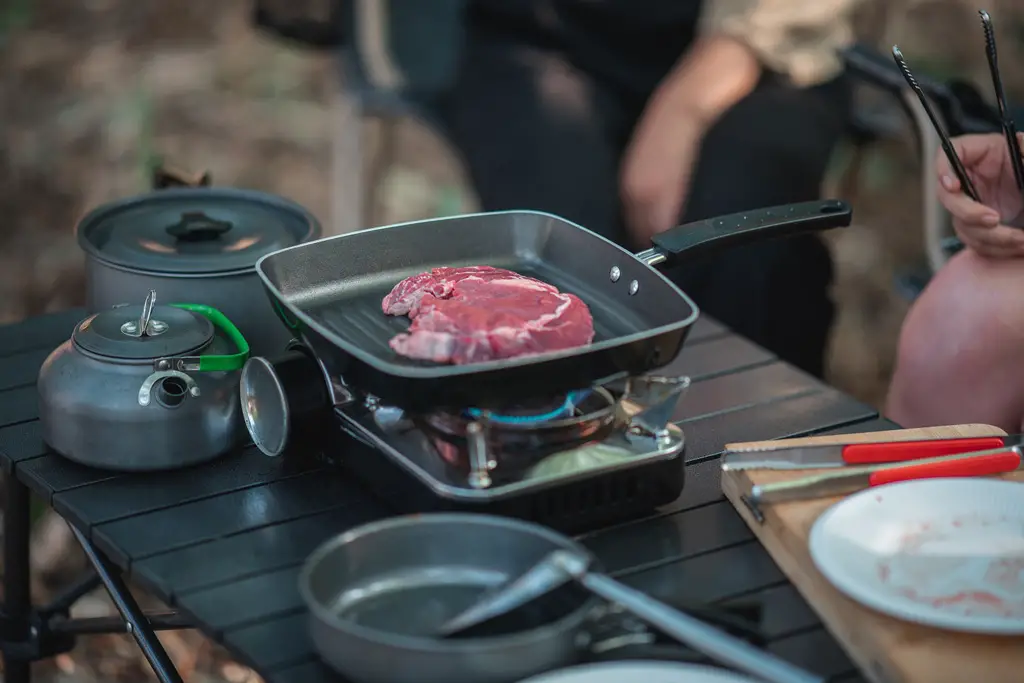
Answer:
[
  {"xmin": 628, "ymin": 280, "xmax": 639, "ymax": 295},
  {"xmin": 609, "ymin": 266, "xmax": 621, "ymax": 282}
]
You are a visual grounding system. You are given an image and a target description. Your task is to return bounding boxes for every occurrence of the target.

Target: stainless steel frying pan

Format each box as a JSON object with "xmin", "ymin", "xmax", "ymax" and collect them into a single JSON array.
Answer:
[{"xmin": 255, "ymin": 200, "xmax": 851, "ymax": 411}]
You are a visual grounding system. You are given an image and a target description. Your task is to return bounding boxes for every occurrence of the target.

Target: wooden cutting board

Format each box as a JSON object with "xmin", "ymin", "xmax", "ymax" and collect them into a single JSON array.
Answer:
[{"xmin": 720, "ymin": 424, "xmax": 1024, "ymax": 683}]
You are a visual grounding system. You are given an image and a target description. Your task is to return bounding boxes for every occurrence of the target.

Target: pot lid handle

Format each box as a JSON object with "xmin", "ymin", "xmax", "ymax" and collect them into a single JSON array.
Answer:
[{"xmin": 165, "ymin": 211, "xmax": 233, "ymax": 242}]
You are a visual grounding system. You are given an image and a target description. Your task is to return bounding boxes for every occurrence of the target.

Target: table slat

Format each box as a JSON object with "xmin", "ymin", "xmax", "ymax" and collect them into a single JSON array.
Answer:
[
  {"xmin": 133, "ymin": 505, "xmax": 388, "ymax": 601},
  {"xmin": 53, "ymin": 448, "xmax": 318, "ymax": 529},
  {"xmin": 0, "ymin": 308, "xmax": 82, "ymax": 357}
]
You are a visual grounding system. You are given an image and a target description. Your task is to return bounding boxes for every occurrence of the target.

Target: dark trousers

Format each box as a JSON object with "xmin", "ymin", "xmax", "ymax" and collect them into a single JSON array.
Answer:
[{"xmin": 427, "ymin": 32, "xmax": 851, "ymax": 378}]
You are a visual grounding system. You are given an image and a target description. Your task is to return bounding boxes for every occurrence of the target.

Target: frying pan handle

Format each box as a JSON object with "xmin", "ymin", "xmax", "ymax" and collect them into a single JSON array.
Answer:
[{"xmin": 636, "ymin": 199, "xmax": 852, "ymax": 268}]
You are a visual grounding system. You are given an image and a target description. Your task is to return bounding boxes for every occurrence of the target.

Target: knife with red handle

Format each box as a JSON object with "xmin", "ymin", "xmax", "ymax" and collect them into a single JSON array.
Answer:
[
  {"xmin": 722, "ymin": 436, "xmax": 1008, "ymax": 471},
  {"xmin": 845, "ymin": 437, "xmax": 1007, "ymax": 464},
  {"xmin": 748, "ymin": 445, "xmax": 1023, "ymax": 507},
  {"xmin": 868, "ymin": 449, "xmax": 1022, "ymax": 486}
]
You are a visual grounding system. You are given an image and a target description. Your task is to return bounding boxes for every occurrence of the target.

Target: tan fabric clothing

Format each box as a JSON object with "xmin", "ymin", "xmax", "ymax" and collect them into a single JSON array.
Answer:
[{"xmin": 700, "ymin": 0, "xmax": 866, "ymax": 86}]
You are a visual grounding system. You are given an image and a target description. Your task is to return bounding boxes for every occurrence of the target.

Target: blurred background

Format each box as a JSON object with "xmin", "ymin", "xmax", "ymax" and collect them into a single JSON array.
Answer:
[{"xmin": 2, "ymin": 0, "xmax": 1024, "ymax": 681}]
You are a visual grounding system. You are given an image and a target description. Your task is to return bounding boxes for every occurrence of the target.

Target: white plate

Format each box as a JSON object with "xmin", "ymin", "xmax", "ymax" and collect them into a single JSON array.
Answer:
[
  {"xmin": 809, "ymin": 478, "xmax": 1024, "ymax": 634},
  {"xmin": 516, "ymin": 662, "xmax": 761, "ymax": 683}
]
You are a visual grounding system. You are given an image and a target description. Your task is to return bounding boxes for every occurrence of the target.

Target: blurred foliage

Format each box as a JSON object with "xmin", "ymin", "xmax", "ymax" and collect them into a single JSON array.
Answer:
[{"xmin": 0, "ymin": 0, "xmax": 33, "ymax": 44}]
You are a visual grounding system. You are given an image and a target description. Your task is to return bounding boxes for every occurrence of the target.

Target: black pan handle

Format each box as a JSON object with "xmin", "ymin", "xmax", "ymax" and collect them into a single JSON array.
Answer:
[{"xmin": 635, "ymin": 199, "xmax": 852, "ymax": 268}]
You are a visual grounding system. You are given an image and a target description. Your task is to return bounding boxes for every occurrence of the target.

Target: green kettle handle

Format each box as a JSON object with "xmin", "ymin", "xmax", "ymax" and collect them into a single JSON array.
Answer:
[{"xmin": 167, "ymin": 303, "xmax": 250, "ymax": 372}]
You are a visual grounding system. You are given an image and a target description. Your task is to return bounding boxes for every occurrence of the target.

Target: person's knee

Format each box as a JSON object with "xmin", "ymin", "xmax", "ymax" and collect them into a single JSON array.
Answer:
[
  {"xmin": 887, "ymin": 250, "xmax": 1024, "ymax": 429},
  {"xmin": 898, "ymin": 250, "xmax": 1024, "ymax": 362}
]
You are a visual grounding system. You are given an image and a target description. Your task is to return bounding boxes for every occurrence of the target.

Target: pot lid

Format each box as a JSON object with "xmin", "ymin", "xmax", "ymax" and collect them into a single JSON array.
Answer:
[
  {"xmin": 76, "ymin": 187, "xmax": 320, "ymax": 275},
  {"xmin": 73, "ymin": 293, "xmax": 214, "ymax": 361}
]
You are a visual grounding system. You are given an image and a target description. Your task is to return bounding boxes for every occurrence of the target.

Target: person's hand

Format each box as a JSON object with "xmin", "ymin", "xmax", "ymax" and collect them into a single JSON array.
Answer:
[
  {"xmin": 938, "ymin": 133, "xmax": 1024, "ymax": 258},
  {"xmin": 619, "ymin": 101, "xmax": 706, "ymax": 250}
]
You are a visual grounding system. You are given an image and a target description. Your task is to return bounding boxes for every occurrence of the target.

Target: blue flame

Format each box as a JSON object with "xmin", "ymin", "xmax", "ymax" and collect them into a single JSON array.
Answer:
[{"xmin": 465, "ymin": 389, "xmax": 593, "ymax": 425}]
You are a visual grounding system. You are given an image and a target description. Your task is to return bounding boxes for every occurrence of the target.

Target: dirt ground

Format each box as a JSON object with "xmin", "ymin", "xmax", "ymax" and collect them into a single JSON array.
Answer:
[{"xmin": 2, "ymin": 1, "xmax": 1024, "ymax": 681}]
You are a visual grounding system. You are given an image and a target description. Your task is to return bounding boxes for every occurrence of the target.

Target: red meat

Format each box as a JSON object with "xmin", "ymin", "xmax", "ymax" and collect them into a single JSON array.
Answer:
[{"xmin": 381, "ymin": 266, "xmax": 595, "ymax": 364}]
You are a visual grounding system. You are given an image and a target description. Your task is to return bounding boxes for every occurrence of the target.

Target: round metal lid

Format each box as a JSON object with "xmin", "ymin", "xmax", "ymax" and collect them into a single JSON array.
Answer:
[
  {"xmin": 76, "ymin": 187, "xmax": 321, "ymax": 275},
  {"xmin": 73, "ymin": 304, "xmax": 214, "ymax": 361},
  {"xmin": 239, "ymin": 357, "xmax": 290, "ymax": 457}
]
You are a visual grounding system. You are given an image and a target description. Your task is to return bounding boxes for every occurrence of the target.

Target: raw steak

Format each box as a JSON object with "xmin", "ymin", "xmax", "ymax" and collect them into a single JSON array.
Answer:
[{"xmin": 381, "ymin": 266, "xmax": 595, "ymax": 364}]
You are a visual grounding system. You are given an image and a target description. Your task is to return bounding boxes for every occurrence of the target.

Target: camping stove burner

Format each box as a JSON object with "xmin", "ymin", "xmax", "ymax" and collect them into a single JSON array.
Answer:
[
  {"xmin": 464, "ymin": 389, "xmax": 595, "ymax": 425},
  {"xmin": 419, "ymin": 387, "xmax": 621, "ymax": 488},
  {"xmin": 423, "ymin": 387, "xmax": 618, "ymax": 439}
]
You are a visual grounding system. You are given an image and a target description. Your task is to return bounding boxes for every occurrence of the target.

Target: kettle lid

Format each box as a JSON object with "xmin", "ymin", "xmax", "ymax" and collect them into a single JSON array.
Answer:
[{"xmin": 73, "ymin": 291, "xmax": 213, "ymax": 361}]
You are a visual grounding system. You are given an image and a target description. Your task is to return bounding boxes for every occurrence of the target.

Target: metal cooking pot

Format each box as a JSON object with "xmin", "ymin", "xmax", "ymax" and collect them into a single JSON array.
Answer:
[
  {"xmin": 76, "ymin": 185, "xmax": 321, "ymax": 356},
  {"xmin": 37, "ymin": 290, "xmax": 250, "ymax": 471},
  {"xmin": 300, "ymin": 514, "xmax": 604, "ymax": 683}
]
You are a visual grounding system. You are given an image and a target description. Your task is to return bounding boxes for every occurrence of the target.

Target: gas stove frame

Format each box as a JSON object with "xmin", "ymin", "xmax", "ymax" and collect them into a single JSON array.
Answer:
[
  {"xmin": 336, "ymin": 397, "xmax": 685, "ymax": 499},
  {"xmin": 318, "ymin": 408, "xmax": 687, "ymax": 533},
  {"xmin": 241, "ymin": 345, "xmax": 692, "ymax": 532}
]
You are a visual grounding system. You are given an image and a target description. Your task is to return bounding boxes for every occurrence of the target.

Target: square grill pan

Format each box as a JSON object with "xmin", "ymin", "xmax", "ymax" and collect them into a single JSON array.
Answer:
[{"xmin": 255, "ymin": 211, "xmax": 697, "ymax": 410}]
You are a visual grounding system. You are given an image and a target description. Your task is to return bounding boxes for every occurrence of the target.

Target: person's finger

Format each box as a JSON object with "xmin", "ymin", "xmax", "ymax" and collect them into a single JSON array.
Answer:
[
  {"xmin": 963, "ymin": 241, "xmax": 1024, "ymax": 259},
  {"xmin": 948, "ymin": 133, "xmax": 1005, "ymax": 167},
  {"xmin": 956, "ymin": 230, "xmax": 1024, "ymax": 259},
  {"xmin": 934, "ymin": 134, "xmax": 1007, "ymax": 195},
  {"xmin": 956, "ymin": 222, "xmax": 1024, "ymax": 254},
  {"xmin": 935, "ymin": 146, "xmax": 955, "ymax": 179},
  {"xmin": 967, "ymin": 244, "xmax": 1024, "ymax": 260},
  {"xmin": 938, "ymin": 185, "xmax": 1001, "ymax": 226},
  {"xmin": 964, "ymin": 225, "xmax": 1024, "ymax": 250}
]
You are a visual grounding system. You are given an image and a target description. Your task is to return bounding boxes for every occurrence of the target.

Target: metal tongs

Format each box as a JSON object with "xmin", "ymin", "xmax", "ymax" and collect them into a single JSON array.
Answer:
[
  {"xmin": 438, "ymin": 551, "xmax": 824, "ymax": 683},
  {"xmin": 892, "ymin": 45, "xmax": 980, "ymax": 200},
  {"xmin": 892, "ymin": 10, "xmax": 1024, "ymax": 207},
  {"xmin": 978, "ymin": 10, "xmax": 1024, "ymax": 198}
]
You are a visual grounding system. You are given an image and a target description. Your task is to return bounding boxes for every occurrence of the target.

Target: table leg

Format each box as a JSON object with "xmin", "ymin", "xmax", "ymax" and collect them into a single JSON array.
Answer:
[
  {"xmin": 38, "ymin": 571, "xmax": 100, "ymax": 619},
  {"xmin": 3, "ymin": 475, "xmax": 33, "ymax": 683},
  {"xmin": 69, "ymin": 526, "xmax": 184, "ymax": 683}
]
